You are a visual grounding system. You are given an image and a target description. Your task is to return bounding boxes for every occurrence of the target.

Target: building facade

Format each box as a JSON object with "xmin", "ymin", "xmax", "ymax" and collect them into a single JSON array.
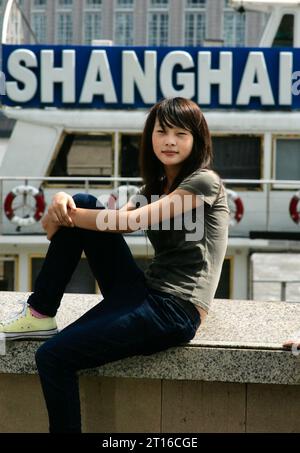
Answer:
[{"xmin": 0, "ymin": 0, "xmax": 267, "ymax": 47}]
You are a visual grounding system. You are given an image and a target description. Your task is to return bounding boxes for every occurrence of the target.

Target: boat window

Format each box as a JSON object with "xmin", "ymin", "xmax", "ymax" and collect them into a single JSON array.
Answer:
[
  {"xmin": 272, "ymin": 14, "xmax": 294, "ymax": 47},
  {"xmin": 134, "ymin": 256, "xmax": 152, "ymax": 271},
  {"xmin": 215, "ymin": 257, "xmax": 231, "ymax": 299},
  {"xmin": 31, "ymin": 257, "xmax": 97, "ymax": 293},
  {"xmin": 212, "ymin": 135, "xmax": 262, "ymax": 189},
  {"xmin": 275, "ymin": 138, "xmax": 300, "ymax": 182},
  {"xmin": 120, "ymin": 134, "xmax": 141, "ymax": 178},
  {"xmin": 49, "ymin": 133, "xmax": 113, "ymax": 185},
  {"xmin": 0, "ymin": 256, "xmax": 16, "ymax": 291},
  {"xmin": 0, "ymin": 114, "xmax": 15, "ymax": 139}
]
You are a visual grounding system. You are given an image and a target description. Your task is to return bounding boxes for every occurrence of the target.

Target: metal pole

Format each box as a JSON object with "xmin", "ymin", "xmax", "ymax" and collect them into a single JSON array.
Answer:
[
  {"xmin": 266, "ymin": 181, "xmax": 270, "ymax": 231},
  {"xmin": 281, "ymin": 281, "xmax": 287, "ymax": 302}
]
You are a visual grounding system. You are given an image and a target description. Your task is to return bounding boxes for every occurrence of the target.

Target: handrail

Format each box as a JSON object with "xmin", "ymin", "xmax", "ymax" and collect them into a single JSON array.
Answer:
[
  {"xmin": 0, "ymin": 177, "xmax": 299, "ymax": 236},
  {"xmin": 0, "ymin": 177, "xmax": 299, "ymax": 185},
  {"xmin": 253, "ymin": 279, "xmax": 300, "ymax": 301}
]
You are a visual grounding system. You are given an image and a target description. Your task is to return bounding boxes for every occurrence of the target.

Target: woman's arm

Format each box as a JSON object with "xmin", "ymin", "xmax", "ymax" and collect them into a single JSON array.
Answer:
[
  {"xmin": 69, "ymin": 189, "xmax": 203, "ymax": 233},
  {"xmin": 45, "ymin": 189, "xmax": 203, "ymax": 238}
]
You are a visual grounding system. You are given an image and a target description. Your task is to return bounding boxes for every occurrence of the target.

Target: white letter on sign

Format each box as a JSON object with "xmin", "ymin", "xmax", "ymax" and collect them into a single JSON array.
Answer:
[
  {"xmin": 41, "ymin": 50, "xmax": 76, "ymax": 103},
  {"xmin": 279, "ymin": 52, "xmax": 293, "ymax": 105},
  {"xmin": 237, "ymin": 52, "xmax": 275, "ymax": 105},
  {"xmin": 6, "ymin": 49, "xmax": 38, "ymax": 102},
  {"xmin": 80, "ymin": 50, "xmax": 117, "ymax": 103},
  {"xmin": 160, "ymin": 51, "xmax": 195, "ymax": 98},
  {"xmin": 198, "ymin": 51, "xmax": 232, "ymax": 105},
  {"xmin": 122, "ymin": 51, "xmax": 157, "ymax": 104}
]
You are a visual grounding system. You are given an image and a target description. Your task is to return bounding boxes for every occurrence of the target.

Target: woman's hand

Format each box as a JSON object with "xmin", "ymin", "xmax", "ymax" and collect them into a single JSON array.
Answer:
[
  {"xmin": 41, "ymin": 213, "xmax": 61, "ymax": 241},
  {"xmin": 47, "ymin": 192, "xmax": 77, "ymax": 227}
]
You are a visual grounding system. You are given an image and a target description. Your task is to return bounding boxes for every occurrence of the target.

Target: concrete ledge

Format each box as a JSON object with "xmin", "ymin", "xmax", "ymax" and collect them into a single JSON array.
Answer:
[
  {"xmin": 2, "ymin": 292, "xmax": 300, "ymax": 432},
  {"xmin": 1, "ymin": 292, "xmax": 300, "ymax": 385}
]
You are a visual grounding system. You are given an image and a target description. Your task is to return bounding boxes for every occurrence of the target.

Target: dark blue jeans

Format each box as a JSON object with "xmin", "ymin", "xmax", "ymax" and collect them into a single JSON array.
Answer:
[{"xmin": 29, "ymin": 194, "xmax": 201, "ymax": 433}]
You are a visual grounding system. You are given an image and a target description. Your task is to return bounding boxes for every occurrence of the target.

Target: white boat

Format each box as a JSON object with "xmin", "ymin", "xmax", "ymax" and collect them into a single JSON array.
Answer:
[{"xmin": 1, "ymin": 0, "xmax": 300, "ymax": 302}]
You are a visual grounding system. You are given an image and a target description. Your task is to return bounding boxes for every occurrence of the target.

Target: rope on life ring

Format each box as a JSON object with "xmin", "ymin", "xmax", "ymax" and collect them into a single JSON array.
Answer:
[
  {"xmin": 107, "ymin": 185, "xmax": 140, "ymax": 209},
  {"xmin": 289, "ymin": 190, "xmax": 300, "ymax": 224},
  {"xmin": 4, "ymin": 185, "xmax": 46, "ymax": 227},
  {"xmin": 226, "ymin": 189, "xmax": 244, "ymax": 227}
]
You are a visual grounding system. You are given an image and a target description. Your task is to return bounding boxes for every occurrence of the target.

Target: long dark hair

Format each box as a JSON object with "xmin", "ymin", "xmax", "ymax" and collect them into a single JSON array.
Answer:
[{"xmin": 139, "ymin": 97, "xmax": 213, "ymax": 201}]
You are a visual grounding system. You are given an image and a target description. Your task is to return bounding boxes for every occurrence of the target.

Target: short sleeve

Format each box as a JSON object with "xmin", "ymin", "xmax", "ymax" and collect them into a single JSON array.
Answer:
[
  {"xmin": 177, "ymin": 170, "xmax": 221, "ymax": 207},
  {"xmin": 130, "ymin": 184, "xmax": 147, "ymax": 208}
]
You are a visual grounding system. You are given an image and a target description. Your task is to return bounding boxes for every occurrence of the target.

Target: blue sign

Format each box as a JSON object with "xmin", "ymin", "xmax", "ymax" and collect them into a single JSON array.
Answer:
[{"xmin": 1, "ymin": 44, "xmax": 300, "ymax": 110}]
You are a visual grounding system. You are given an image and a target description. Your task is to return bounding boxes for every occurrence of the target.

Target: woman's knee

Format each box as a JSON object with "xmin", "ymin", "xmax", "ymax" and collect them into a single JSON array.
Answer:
[
  {"xmin": 35, "ymin": 342, "xmax": 60, "ymax": 371},
  {"xmin": 72, "ymin": 193, "xmax": 104, "ymax": 210}
]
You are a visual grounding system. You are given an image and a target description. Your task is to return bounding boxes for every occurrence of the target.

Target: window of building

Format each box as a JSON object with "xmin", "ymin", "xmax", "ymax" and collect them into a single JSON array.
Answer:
[
  {"xmin": 56, "ymin": 0, "xmax": 73, "ymax": 44},
  {"xmin": 272, "ymin": 14, "xmax": 294, "ymax": 47},
  {"xmin": 86, "ymin": 0, "xmax": 102, "ymax": 5},
  {"xmin": 56, "ymin": 13, "xmax": 73, "ymax": 44},
  {"xmin": 0, "ymin": 1, "xmax": 3, "ymax": 36},
  {"xmin": 119, "ymin": 134, "xmax": 141, "ymax": 178},
  {"xmin": 148, "ymin": 0, "xmax": 169, "ymax": 46},
  {"xmin": 212, "ymin": 135, "xmax": 262, "ymax": 188},
  {"xmin": 274, "ymin": 138, "xmax": 300, "ymax": 182},
  {"xmin": 116, "ymin": 0, "xmax": 134, "ymax": 7},
  {"xmin": 186, "ymin": 0, "xmax": 206, "ymax": 7},
  {"xmin": 84, "ymin": 0, "xmax": 102, "ymax": 45},
  {"xmin": 223, "ymin": 0, "xmax": 246, "ymax": 46},
  {"xmin": 49, "ymin": 134, "xmax": 113, "ymax": 186},
  {"xmin": 150, "ymin": 0, "xmax": 168, "ymax": 6},
  {"xmin": 184, "ymin": 0, "xmax": 206, "ymax": 46},
  {"xmin": 31, "ymin": 13, "xmax": 47, "ymax": 43},
  {"xmin": 31, "ymin": 257, "xmax": 97, "ymax": 293},
  {"xmin": 0, "ymin": 0, "xmax": 6, "ymax": 35},
  {"xmin": 114, "ymin": 0, "xmax": 134, "ymax": 45},
  {"xmin": 0, "ymin": 256, "xmax": 17, "ymax": 291},
  {"xmin": 33, "ymin": 0, "xmax": 47, "ymax": 6}
]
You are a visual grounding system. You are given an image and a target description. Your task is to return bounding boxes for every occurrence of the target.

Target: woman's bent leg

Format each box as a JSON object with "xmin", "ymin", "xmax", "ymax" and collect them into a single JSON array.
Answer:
[{"xmin": 28, "ymin": 193, "xmax": 145, "ymax": 317}]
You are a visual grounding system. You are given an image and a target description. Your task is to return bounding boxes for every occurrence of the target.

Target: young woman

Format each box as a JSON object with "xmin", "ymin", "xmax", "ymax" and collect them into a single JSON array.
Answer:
[{"xmin": 0, "ymin": 97, "xmax": 229, "ymax": 433}]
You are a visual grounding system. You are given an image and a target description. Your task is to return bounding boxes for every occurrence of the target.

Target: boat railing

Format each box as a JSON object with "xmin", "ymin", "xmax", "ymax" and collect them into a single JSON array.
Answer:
[
  {"xmin": 0, "ymin": 176, "xmax": 300, "ymax": 235},
  {"xmin": 252, "ymin": 279, "xmax": 300, "ymax": 302}
]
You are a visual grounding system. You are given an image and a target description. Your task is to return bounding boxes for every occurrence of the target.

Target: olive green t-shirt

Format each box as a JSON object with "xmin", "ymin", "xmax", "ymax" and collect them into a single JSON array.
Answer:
[{"xmin": 140, "ymin": 169, "xmax": 229, "ymax": 312}]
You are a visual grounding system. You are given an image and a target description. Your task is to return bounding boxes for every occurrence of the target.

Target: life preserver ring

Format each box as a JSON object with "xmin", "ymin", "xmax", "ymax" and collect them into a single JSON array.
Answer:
[
  {"xmin": 226, "ymin": 189, "xmax": 244, "ymax": 226},
  {"xmin": 289, "ymin": 190, "xmax": 300, "ymax": 224},
  {"xmin": 107, "ymin": 185, "xmax": 140, "ymax": 209},
  {"xmin": 4, "ymin": 185, "xmax": 46, "ymax": 227}
]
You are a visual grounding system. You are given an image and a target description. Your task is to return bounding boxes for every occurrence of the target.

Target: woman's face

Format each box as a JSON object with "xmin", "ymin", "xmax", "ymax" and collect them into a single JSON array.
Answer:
[{"xmin": 152, "ymin": 119, "xmax": 194, "ymax": 170}]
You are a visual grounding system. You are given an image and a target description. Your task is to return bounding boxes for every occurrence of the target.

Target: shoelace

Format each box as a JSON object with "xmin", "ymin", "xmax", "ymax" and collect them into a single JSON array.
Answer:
[{"xmin": 1, "ymin": 301, "xmax": 28, "ymax": 326}]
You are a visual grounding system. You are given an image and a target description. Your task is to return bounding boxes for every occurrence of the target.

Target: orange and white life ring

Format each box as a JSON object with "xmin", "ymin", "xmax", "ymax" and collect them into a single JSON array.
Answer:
[
  {"xmin": 226, "ymin": 189, "xmax": 244, "ymax": 226},
  {"xmin": 289, "ymin": 190, "xmax": 300, "ymax": 224},
  {"xmin": 107, "ymin": 185, "xmax": 140, "ymax": 209},
  {"xmin": 4, "ymin": 185, "xmax": 46, "ymax": 227}
]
